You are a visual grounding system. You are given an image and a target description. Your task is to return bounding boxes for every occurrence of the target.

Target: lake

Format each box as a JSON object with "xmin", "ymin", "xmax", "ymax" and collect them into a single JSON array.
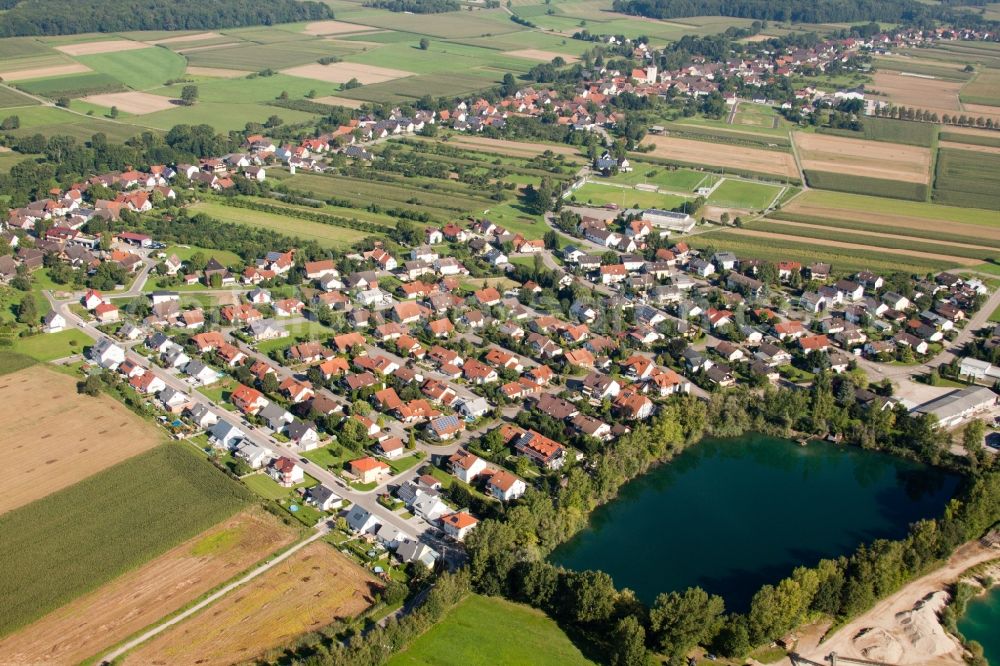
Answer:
[
  {"xmin": 551, "ymin": 434, "xmax": 960, "ymax": 611},
  {"xmin": 959, "ymin": 587, "xmax": 1000, "ymax": 664}
]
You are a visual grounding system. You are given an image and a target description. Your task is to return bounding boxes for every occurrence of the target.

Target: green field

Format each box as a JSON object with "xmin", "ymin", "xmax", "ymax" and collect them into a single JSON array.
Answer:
[
  {"xmin": 795, "ymin": 189, "xmax": 1000, "ymax": 226},
  {"xmin": 11, "ymin": 329, "xmax": 93, "ymax": 361},
  {"xmin": 0, "ymin": 444, "xmax": 252, "ymax": 636},
  {"xmin": 16, "ymin": 72, "xmax": 126, "ymax": 98},
  {"xmin": 0, "ymin": 85, "xmax": 39, "ymax": 109},
  {"xmin": 817, "ymin": 116, "xmax": 937, "ymax": 147},
  {"xmin": 933, "ymin": 147, "xmax": 1000, "ymax": 211},
  {"xmin": 768, "ymin": 210, "xmax": 1000, "ymax": 249},
  {"xmin": 192, "ymin": 201, "xmax": 373, "ymax": 249},
  {"xmin": 960, "ymin": 68, "xmax": 1000, "ymax": 105},
  {"xmin": 184, "ymin": 40, "xmax": 362, "ymax": 72},
  {"xmin": 707, "ymin": 179, "xmax": 783, "ymax": 210},
  {"xmin": 387, "ymin": 594, "xmax": 595, "ymax": 666},
  {"xmin": 571, "ymin": 182, "xmax": 691, "ymax": 210},
  {"xmin": 939, "ymin": 131, "xmax": 1000, "ymax": 148},
  {"xmin": 601, "ymin": 165, "xmax": 708, "ymax": 192},
  {"xmin": 75, "ymin": 46, "xmax": 186, "ymax": 91},
  {"xmin": 803, "ymin": 170, "xmax": 929, "ymax": 202},
  {"xmin": 874, "ymin": 56, "xmax": 975, "ymax": 82}
]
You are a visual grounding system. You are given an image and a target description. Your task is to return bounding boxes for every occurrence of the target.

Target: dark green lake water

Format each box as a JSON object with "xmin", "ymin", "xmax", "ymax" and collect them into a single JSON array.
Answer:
[
  {"xmin": 551, "ymin": 434, "xmax": 960, "ymax": 611},
  {"xmin": 959, "ymin": 587, "xmax": 1000, "ymax": 664}
]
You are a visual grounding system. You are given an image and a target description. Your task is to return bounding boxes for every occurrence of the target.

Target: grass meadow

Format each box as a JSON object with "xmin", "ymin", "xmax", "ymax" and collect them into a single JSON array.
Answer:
[
  {"xmin": 0, "ymin": 444, "xmax": 252, "ymax": 637},
  {"xmin": 933, "ymin": 147, "xmax": 1000, "ymax": 211}
]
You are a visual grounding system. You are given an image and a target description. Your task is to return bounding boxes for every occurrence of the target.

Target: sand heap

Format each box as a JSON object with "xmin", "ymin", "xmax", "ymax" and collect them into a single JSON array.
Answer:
[{"xmin": 850, "ymin": 591, "xmax": 963, "ymax": 665}]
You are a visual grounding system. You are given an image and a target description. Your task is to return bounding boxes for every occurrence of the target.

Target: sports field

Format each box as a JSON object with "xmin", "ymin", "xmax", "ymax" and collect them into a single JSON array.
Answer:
[
  {"xmin": 707, "ymin": 179, "xmax": 783, "ymax": 210},
  {"xmin": 0, "ymin": 365, "xmax": 163, "ymax": 515},
  {"xmin": 388, "ymin": 594, "xmax": 595, "ymax": 666},
  {"xmin": 122, "ymin": 541, "xmax": 379, "ymax": 666},
  {"xmin": 572, "ymin": 181, "xmax": 691, "ymax": 210},
  {"xmin": 0, "ymin": 444, "xmax": 252, "ymax": 637},
  {"xmin": 0, "ymin": 510, "xmax": 298, "ymax": 665}
]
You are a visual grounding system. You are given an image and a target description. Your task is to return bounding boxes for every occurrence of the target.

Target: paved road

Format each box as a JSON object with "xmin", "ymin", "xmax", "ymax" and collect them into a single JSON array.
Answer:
[{"xmin": 98, "ymin": 526, "xmax": 331, "ymax": 665}]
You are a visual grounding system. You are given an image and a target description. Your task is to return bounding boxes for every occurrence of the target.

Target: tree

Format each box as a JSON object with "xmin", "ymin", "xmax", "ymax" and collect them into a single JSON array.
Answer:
[
  {"xmin": 77, "ymin": 373, "xmax": 103, "ymax": 397},
  {"xmin": 16, "ymin": 292, "xmax": 37, "ymax": 326},
  {"xmin": 610, "ymin": 616, "xmax": 648, "ymax": 666},
  {"xmin": 650, "ymin": 587, "xmax": 726, "ymax": 658},
  {"xmin": 181, "ymin": 85, "xmax": 199, "ymax": 106},
  {"xmin": 962, "ymin": 419, "xmax": 985, "ymax": 458},
  {"xmin": 419, "ymin": 37, "xmax": 430, "ymax": 50},
  {"xmin": 109, "ymin": 105, "xmax": 119, "ymax": 119}
]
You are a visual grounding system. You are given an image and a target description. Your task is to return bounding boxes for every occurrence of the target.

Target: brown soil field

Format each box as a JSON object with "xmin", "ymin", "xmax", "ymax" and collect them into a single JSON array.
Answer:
[
  {"xmin": 55, "ymin": 40, "xmax": 149, "ymax": 56},
  {"xmin": 782, "ymin": 200, "xmax": 1000, "ymax": 241},
  {"xmin": 146, "ymin": 31, "xmax": 222, "ymax": 45},
  {"xmin": 961, "ymin": 103, "xmax": 1000, "ymax": 119},
  {"xmin": 283, "ymin": 62, "xmax": 413, "ymax": 85},
  {"xmin": 872, "ymin": 70, "xmax": 964, "ymax": 110},
  {"xmin": 943, "ymin": 125, "xmax": 1000, "ymax": 139},
  {"xmin": 0, "ymin": 510, "xmax": 298, "ymax": 665},
  {"xmin": 313, "ymin": 95, "xmax": 368, "ymax": 109},
  {"xmin": 762, "ymin": 218, "xmax": 998, "ymax": 251},
  {"xmin": 176, "ymin": 42, "xmax": 243, "ymax": 54},
  {"xmin": 939, "ymin": 140, "xmax": 1000, "ymax": 155},
  {"xmin": 185, "ymin": 66, "xmax": 252, "ymax": 78},
  {"xmin": 793, "ymin": 132, "xmax": 931, "ymax": 184},
  {"xmin": 505, "ymin": 49, "xmax": 579, "ymax": 63},
  {"xmin": 123, "ymin": 542, "xmax": 379, "ymax": 666},
  {"xmin": 302, "ymin": 20, "xmax": 372, "ymax": 35},
  {"xmin": 0, "ymin": 366, "xmax": 162, "ymax": 515},
  {"xmin": 731, "ymin": 228, "xmax": 980, "ymax": 265},
  {"xmin": 439, "ymin": 134, "xmax": 583, "ymax": 159},
  {"xmin": 0, "ymin": 62, "xmax": 90, "ymax": 81},
  {"xmin": 642, "ymin": 134, "xmax": 799, "ymax": 178},
  {"xmin": 82, "ymin": 91, "xmax": 176, "ymax": 114}
]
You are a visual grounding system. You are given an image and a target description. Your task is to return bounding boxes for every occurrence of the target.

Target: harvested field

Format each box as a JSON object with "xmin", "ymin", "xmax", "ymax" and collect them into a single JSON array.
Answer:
[
  {"xmin": 147, "ymin": 31, "xmax": 222, "ymax": 45},
  {"xmin": 0, "ymin": 365, "xmax": 161, "ymax": 515},
  {"xmin": 962, "ymin": 102, "xmax": 1000, "ymax": 116},
  {"xmin": 643, "ymin": 134, "xmax": 799, "ymax": 178},
  {"xmin": 0, "ymin": 510, "xmax": 297, "ymax": 665},
  {"xmin": 441, "ymin": 134, "xmax": 582, "ymax": 158},
  {"xmin": 313, "ymin": 95, "xmax": 367, "ymax": 109},
  {"xmin": 82, "ymin": 91, "xmax": 176, "ymax": 114},
  {"xmin": 761, "ymin": 217, "xmax": 999, "ymax": 253},
  {"xmin": 505, "ymin": 48, "xmax": 579, "ymax": 62},
  {"xmin": 123, "ymin": 542, "xmax": 379, "ymax": 666},
  {"xmin": 793, "ymin": 132, "xmax": 931, "ymax": 184},
  {"xmin": 729, "ymin": 228, "xmax": 980, "ymax": 266},
  {"xmin": 939, "ymin": 140, "xmax": 1000, "ymax": 155},
  {"xmin": 303, "ymin": 20, "xmax": 372, "ymax": 35},
  {"xmin": 185, "ymin": 66, "xmax": 252, "ymax": 78},
  {"xmin": 283, "ymin": 62, "xmax": 413, "ymax": 85},
  {"xmin": 176, "ymin": 41, "xmax": 244, "ymax": 54},
  {"xmin": 55, "ymin": 40, "xmax": 148, "ymax": 56},
  {"xmin": 872, "ymin": 70, "xmax": 964, "ymax": 110},
  {"xmin": 0, "ymin": 63, "xmax": 89, "ymax": 81}
]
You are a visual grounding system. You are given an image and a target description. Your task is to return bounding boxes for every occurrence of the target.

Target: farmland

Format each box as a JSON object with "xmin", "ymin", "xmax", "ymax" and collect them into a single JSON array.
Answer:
[
  {"xmin": 817, "ymin": 116, "xmax": 937, "ymax": 147},
  {"xmin": 933, "ymin": 147, "xmax": 1000, "ymax": 211},
  {"xmin": 122, "ymin": 541, "xmax": 380, "ymax": 666},
  {"xmin": 0, "ymin": 510, "xmax": 298, "ymax": 665},
  {"xmin": 960, "ymin": 68, "xmax": 1000, "ymax": 106},
  {"xmin": 0, "ymin": 444, "xmax": 252, "ymax": 636},
  {"xmin": 792, "ymin": 132, "xmax": 931, "ymax": 184},
  {"xmin": 640, "ymin": 134, "xmax": 800, "ymax": 179},
  {"xmin": 192, "ymin": 200, "xmax": 377, "ymax": 249},
  {"xmin": 0, "ymin": 364, "xmax": 163, "ymax": 515},
  {"xmin": 387, "ymin": 594, "xmax": 595, "ymax": 666},
  {"xmin": 871, "ymin": 70, "xmax": 965, "ymax": 111}
]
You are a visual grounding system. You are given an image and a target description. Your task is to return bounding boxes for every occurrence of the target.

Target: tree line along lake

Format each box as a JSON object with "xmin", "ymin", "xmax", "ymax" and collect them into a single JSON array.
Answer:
[{"xmin": 551, "ymin": 434, "xmax": 961, "ymax": 611}]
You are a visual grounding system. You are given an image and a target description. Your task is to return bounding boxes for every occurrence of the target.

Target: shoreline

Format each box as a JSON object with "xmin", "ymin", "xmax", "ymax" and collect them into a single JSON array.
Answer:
[{"xmin": 791, "ymin": 540, "xmax": 999, "ymax": 666}]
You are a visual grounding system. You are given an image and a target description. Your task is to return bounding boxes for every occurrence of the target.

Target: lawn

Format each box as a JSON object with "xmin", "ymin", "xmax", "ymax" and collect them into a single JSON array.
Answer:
[
  {"xmin": 571, "ymin": 182, "xmax": 692, "ymax": 210},
  {"xmin": 387, "ymin": 452, "xmax": 423, "ymax": 475},
  {"xmin": 0, "ymin": 443, "xmax": 252, "ymax": 637},
  {"xmin": 303, "ymin": 444, "xmax": 349, "ymax": 471},
  {"xmin": 387, "ymin": 594, "xmax": 595, "ymax": 666},
  {"xmin": 243, "ymin": 472, "xmax": 294, "ymax": 500},
  {"xmin": 0, "ymin": 85, "xmax": 39, "ymax": 109},
  {"xmin": 192, "ymin": 200, "xmax": 373, "ymax": 249},
  {"xmin": 139, "ymin": 100, "xmax": 320, "ymax": 133},
  {"xmin": 707, "ymin": 179, "xmax": 784, "ymax": 210},
  {"xmin": 161, "ymin": 243, "xmax": 243, "ymax": 268},
  {"xmin": 10, "ymin": 329, "xmax": 92, "ymax": 361},
  {"xmin": 602, "ymin": 165, "xmax": 709, "ymax": 192}
]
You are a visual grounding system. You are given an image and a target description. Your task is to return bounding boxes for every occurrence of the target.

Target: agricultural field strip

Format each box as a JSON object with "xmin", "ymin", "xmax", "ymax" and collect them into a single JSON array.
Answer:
[
  {"xmin": 787, "ymin": 190, "xmax": 1000, "ymax": 226},
  {"xmin": 793, "ymin": 132, "xmax": 931, "ymax": 184},
  {"xmin": 192, "ymin": 201, "xmax": 373, "ymax": 249},
  {"xmin": 768, "ymin": 211, "xmax": 1000, "ymax": 249}
]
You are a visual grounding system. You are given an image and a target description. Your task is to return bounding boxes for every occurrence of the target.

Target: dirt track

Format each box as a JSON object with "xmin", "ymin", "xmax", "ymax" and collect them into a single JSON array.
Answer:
[
  {"xmin": 0, "ymin": 366, "xmax": 162, "ymax": 515},
  {"xmin": 0, "ymin": 510, "xmax": 297, "ymax": 665}
]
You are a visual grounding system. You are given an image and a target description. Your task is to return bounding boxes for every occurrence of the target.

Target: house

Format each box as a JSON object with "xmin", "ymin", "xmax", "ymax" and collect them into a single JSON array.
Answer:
[
  {"xmin": 350, "ymin": 457, "xmax": 391, "ymax": 484},
  {"xmin": 130, "ymin": 372, "xmax": 165, "ymax": 395},
  {"xmin": 449, "ymin": 449, "xmax": 488, "ymax": 483},
  {"xmin": 307, "ymin": 485, "xmax": 344, "ymax": 511},
  {"xmin": 269, "ymin": 457, "xmax": 304, "ymax": 487},
  {"xmin": 488, "ymin": 470, "xmax": 527, "ymax": 501},
  {"xmin": 42, "ymin": 310, "xmax": 66, "ymax": 333},
  {"xmin": 614, "ymin": 388, "xmax": 654, "ymax": 420},
  {"xmin": 346, "ymin": 506, "xmax": 380, "ymax": 534},
  {"xmin": 81, "ymin": 289, "xmax": 105, "ymax": 311},
  {"xmin": 774, "ymin": 320, "xmax": 806, "ymax": 341},
  {"xmin": 260, "ymin": 402, "xmax": 294, "ymax": 432},
  {"xmin": 185, "ymin": 359, "xmax": 220, "ymax": 386},
  {"xmin": 427, "ymin": 414, "xmax": 465, "ymax": 441},
  {"xmin": 90, "ymin": 338, "xmax": 126, "ymax": 369},
  {"xmin": 799, "ymin": 334, "xmax": 830, "ymax": 354},
  {"xmin": 442, "ymin": 511, "xmax": 478, "ymax": 541},
  {"xmin": 396, "ymin": 539, "xmax": 439, "ymax": 569},
  {"xmin": 232, "ymin": 384, "xmax": 268, "ymax": 415},
  {"xmin": 511, "ymin": 429, "xmax": 566, "ymax": 469},
  {"xmin": 581, "ymin": 372, "xmax": 621, "ymax": 400},
  {"xmin": 234, "ymin": 441, "xmax": 273, "ymax": 469},
  {"xmin": 187, "ymin": 403, "xmax": 219, "ymax": 430},
  {"xmin": 248, "ymin": 319, "xmax": 287, "ymax": 342},
  {"xmin": 288, "ymin": 420, "xmax": 320, "ymax": 450},
  {"xmin": 456, "ymin": 396, "xmax": 491, "ymax": 419},
  {"xmin": 209, "ymin": 420, "xmax": 245, "ymax": 449},
  {"xmin": 279, "ymin": 377, "xmax": 314, "ymax": 403},
  {"xmin": 375, "ymin": 437, "xmax": 405, "ymax": 459}
]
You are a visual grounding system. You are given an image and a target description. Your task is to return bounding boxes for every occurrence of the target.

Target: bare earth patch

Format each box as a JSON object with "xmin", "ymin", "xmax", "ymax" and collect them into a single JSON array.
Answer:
[
  {"xmin": 0, "ymin": 365, "xmax": 162, "ymax": 515},
  {"xmin": 303, "ymin": 20, "xmax": 373, "ymax": 36},
  {"xmin": 505, "ymin": 49, "xmax": 579, "ymax": 63},
  {"xmin": 0, "ymin": 63, "xmax": 90, "ymax": 81},
  {"xmin": 642, "ymin": 134, "xmax": 799, "ymax": 178},
  {"xmin": 435, "ymin": 134, "xmax": 583, "ymax": 159},
  {"xmin": 55, "ymin": 40, "xmax": 149, "ymax": 56},
  {"xmin": 282, "ymin": 61, "xmax": 414, "ymax": 85},
  {"xmin": 793, "ymin": 132, "xmax": 931, "ymax": 184},
  {"xmin": 731, "ymin": 228, "xmax": 980, "ymax": 265},
  {"xmin": 313, "ymin": 95, "xmax": 368, "ymax": 109},
  {"xmin": 783, "ymin": 200, "xmax": 1000, "ymax": 241},
  {"xmin": 0, "ymin": 510, "xmax": 297, "ymax": 666},
  {"xmin": 185, "ymin": 65, "xmax": 252, "ymax": 78},
  {"xmin": 82, "ymin": 91, "xmax": 176, "ymax": 114},
  {"xmin": 122, "ymin": 542, "xmax": 380, "ymax": 666},
  {"xmin": 872, "ymin": 70, "xmax": 964, "ymax": 110},
  {"xmin": 146, "ymin": 31, "xmax": 222, "ymax": 45},
  {"xmin": 939, "ymin": 140, "xmax": 1000, "ymax": 155}
]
